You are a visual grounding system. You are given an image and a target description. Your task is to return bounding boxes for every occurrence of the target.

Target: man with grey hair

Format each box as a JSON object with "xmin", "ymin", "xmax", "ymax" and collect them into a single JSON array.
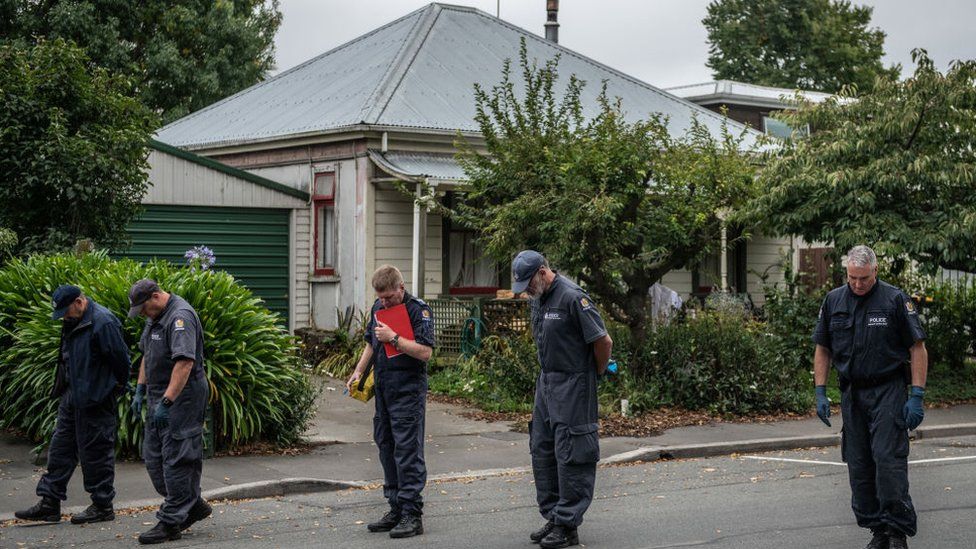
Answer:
[
  {"xmin": 513, "ymin": 250, "xmax": 613, "ymax": 549},
  {"xmin": 812, "ymin": 245, "xmax": 928, "ymax": 549}
]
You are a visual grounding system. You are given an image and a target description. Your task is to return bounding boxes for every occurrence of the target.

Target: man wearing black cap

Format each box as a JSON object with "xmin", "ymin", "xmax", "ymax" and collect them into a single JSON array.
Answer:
[
  {"xmin": 15, "ymin": 285, "xmax": 129, "ymax": 525},
  {"xmin": 514, "ymin": 251, "xmax": 613, "ymax": 549},
  {"xmin": 128, "ymin": 279, "xmax": 211, "ymax": 544}
]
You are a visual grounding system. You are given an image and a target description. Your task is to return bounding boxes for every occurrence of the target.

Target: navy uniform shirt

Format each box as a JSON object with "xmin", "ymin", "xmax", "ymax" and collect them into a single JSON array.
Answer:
[
  {"xmin": 139, "ymin": 295, "xmax": 206, "ymax": 391},
  {"xmin": 365, "ymin": 293, "xmax": 435, "ymax": 370},
  {"xmin": 531, "ymin": 274, "xmax": 608, "ymax": 373},
  {"xmin": 812, "ymin": 281, "xmax": 925, "ymax": 383}
]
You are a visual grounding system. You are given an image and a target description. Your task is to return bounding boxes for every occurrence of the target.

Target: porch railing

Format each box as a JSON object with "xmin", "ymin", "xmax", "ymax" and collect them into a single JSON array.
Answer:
[{"xmin": 427, "ymin": 297, "xmax": 530, "ymax": 355}]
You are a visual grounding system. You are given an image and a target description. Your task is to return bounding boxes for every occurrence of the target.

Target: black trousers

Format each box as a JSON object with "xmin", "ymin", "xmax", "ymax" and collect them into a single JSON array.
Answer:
[
  {"xmin": 841, "ymin": 378, "xmax": 917, "ymax": 536},
  {"xmin": 37, "ymin": 391, "xmax": 118, "ymax": 506}
]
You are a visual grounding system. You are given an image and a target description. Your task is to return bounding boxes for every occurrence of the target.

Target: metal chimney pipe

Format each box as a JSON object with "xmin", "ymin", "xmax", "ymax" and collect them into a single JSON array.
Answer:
[{"xmin": 545, "ymin": 0, "xmax": 559, "ymax": 43}]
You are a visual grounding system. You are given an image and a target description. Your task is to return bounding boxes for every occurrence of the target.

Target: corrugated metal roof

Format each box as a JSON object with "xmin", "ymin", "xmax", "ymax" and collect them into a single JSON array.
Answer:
[
  {"xmin": 369, "ymin": 150, "xmax": 468, "ymax": 184},
  {"xmin": 666, "ymin": 80, "xmax": 833, "ymax": 107},
  {"xmin": 157, "ymin": 3, "xmax": 762, "ymax": 149}
]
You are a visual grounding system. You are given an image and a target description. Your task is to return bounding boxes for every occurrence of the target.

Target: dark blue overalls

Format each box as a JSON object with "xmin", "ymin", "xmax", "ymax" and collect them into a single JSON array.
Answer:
[
  {"xmin": 140, "ymin": 295, "xmax": 209, "ymax": 528},
  {"xmin": 38, "ymin": 300, "xmax": 130, "ymax": 507},
  {"xmin": 529, "ymin": 275, "xmax": 607, "ymax": 527},
  {"xmin": 813, "ymin": 281, "xmax": 926, "ymax": 537},
  {"xmin": 365, "ymin": 293, "xmax": 435, "ymax": 517}
]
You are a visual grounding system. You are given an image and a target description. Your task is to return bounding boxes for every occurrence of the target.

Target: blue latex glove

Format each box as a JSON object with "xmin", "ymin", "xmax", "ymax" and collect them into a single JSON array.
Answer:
[
  {"xmin": 815, "ymin": 385, "xmax": 831, "ymax": 427},
  {"xmin": 606, "ymin": 359, "xmax": 618, "ymax": 374},
  {"xmin": 130, "ymin": 383, "xmax": 146, "ymax": 416},
  {"xmin": 904, "ymin": 386, "xmax": 925, "ymax": 430},
  {"xmin": 152, "ymin": 401, "xmax": 170, "ymax": 429}
]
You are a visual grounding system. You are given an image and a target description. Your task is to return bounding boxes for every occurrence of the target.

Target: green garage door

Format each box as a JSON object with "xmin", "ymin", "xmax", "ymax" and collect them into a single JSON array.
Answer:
[{"xmin": 119, "ymin": 205, "xmax": 291, "ymax": 323}]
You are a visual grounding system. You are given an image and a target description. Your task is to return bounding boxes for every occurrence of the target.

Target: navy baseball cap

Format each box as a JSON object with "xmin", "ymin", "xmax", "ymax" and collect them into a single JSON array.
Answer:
[
  {"xmin": 511, "ymin": 250, "xmax": 546, "ymax": 294},
  {"xmin": 128, "ymin": 278, "xmax": 161, "ymax": 318},
  {"xmin": 51, "ymin": 285, "xmax": 82, "ymax": 320}
]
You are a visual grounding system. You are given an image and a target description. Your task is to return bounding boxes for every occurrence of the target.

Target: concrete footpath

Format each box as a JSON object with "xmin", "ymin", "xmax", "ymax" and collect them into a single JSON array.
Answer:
[{"xmin": 3, "ymin": 377, "xmax": 976, "ymax": 520}]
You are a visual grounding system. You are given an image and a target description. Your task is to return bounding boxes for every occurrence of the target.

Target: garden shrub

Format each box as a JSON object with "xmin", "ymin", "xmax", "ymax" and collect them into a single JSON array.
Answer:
[
  {"xmin": 0, "ymin": 252, "xmax": 317, "ymax": 455},
  {"xmin": 919, "ymin": 280, "xmax": 975, "ymax": 370},
  {"xmin": 429, "ymin": 332, "xmax": 539, "ymax": 413},
  {"xmin": 633, "ymin": 310, "xmax": 811, "ymax": 415}
]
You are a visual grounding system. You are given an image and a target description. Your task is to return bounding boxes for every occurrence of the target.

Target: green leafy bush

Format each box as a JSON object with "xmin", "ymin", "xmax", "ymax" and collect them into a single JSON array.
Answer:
[
  {"xmin": 0, "ymin": 228, "xmax": 15, "ymax": 260},
  {"xmin": 0, "ymin": 252, "xmax": 317, "ymax": 454},
  {"xmin": 429, "ymin": 333, "xmax": 539, "ymax": 413},
  {"xmin": 633, "ymin": 310, "xmax": 811, "ymax": 415},
  {"xmin": 919, "ymin": 281, "xmax": 975, "ymax": 370},
  {"xmin": 314, "ymin": 307, "xmax": 368, "ymax": 379}
]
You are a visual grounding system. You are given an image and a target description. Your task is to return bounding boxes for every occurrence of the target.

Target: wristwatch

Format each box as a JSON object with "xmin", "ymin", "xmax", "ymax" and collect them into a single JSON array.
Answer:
[
  {"xmin": 161, "ymin": 397, "xmax": 174, "ymax": 407},
  {"xmin": 391, "ymin": 334, "xmax": 400, "ymax": 350}
]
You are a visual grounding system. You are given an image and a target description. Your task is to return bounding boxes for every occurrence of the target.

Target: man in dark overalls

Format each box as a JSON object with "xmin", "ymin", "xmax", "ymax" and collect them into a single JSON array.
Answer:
[
  {"xmin": 346, "ymin": 265, "xmax": 434, "ymax": 539},
  {"xmin": 513, "ymin": 250, "xmax": 613, "ymax": 549},
  {"xmin": 15, "ymin": 285, "xmax": 129, "ymax": 524},
  {"xmin": 127, "ymin": 279, "xmax": 211, "ymax": 544},
  {"xmin": 812, "ymin": 245, "xmax": 927, "ymax": 549}
]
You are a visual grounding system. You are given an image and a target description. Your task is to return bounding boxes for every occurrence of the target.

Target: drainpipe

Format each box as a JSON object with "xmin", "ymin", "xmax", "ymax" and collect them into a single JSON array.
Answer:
[{"xmin": 411, "ymin": 180, "xmax": 428, "ymax": 297}]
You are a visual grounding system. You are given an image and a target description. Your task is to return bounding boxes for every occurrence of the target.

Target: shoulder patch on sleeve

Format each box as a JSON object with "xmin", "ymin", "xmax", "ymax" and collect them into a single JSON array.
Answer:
[
  {"xmin": 580, "ymin": 296, "xmax": 593, "ymax": 310},
  {"xmin": 173, "ymin": 318, "xmax": 186, "ymax": 331},
  {"xmin": 905, "ymin": 299, "xmax": 917, "ymax": 315},
  {"xmin": 421, "ymin": 308, "xmax": 432, "ymax": 321}
]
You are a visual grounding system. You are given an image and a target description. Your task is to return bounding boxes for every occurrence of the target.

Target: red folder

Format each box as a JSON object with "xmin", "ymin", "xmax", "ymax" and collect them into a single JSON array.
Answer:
[{"xmin": 375, "ymin": 303, "xmax": 415, "ymax": 358}]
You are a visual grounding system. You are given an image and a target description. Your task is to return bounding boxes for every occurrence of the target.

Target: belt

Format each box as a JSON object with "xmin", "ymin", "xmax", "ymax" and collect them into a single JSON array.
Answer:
[{"xmin": 841, "ymin": 368, "xmax": 907, "ymax": 390}]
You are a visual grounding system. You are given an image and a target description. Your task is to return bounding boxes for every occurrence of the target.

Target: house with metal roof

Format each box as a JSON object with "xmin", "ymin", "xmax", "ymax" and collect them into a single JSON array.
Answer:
[{"xmin": 152, "ymin": 2, "xmax": 791, "ymax": 329}]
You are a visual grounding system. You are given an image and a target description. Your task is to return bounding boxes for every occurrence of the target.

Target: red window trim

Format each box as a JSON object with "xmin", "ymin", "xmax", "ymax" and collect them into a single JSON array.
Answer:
[{"xmin": 313, "ymin": 171, "xmax": 336, "ymax": 276}]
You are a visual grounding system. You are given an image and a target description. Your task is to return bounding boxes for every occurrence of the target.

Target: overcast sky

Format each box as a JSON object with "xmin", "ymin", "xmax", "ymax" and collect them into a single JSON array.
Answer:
[{"xmin": 272, "ymin": 0, "xmax": 976, "ymax": 89}]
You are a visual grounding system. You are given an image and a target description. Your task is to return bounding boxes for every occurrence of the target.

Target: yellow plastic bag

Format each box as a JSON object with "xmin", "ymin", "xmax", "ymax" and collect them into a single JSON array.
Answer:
[{"xmin": 349, "ymin": 357, "xmax": 375, "ymax": 402}]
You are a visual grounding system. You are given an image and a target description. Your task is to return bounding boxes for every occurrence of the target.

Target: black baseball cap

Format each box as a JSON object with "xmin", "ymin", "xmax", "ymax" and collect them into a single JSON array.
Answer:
[
  {"xmin": 51, "ymin": 285, "xmax": 82, "ymax": 320},
  {"xmin": 511, "ymin": 250, "xmax": 546, "ymax": 294},
  {"xmin": 128, "ymin": 278, "xmax": 161, "ymax": 318}
]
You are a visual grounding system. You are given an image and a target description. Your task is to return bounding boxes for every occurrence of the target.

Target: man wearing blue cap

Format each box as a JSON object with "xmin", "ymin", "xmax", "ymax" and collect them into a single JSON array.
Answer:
[
  {"xmin": 128, "ymin": 278, "xmax": 211, "ymax": 544},
  {"xmin": 15, "ymin": 285, "xmax": 130, "ymax": 525},
  {"xmin": 514, "ymin": 251, "xmax": 613, "ymax": 549}
]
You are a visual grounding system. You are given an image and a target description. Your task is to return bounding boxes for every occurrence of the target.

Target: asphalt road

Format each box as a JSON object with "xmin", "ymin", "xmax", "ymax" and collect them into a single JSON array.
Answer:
[{"xmin": 4, "ymin": 435, "xmax": 976, "ymax": 548}]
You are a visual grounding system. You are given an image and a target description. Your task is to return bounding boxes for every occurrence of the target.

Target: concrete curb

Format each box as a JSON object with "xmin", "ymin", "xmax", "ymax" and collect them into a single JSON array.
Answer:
[
  {"xmin": 912, "ymin": 423, "xmax": 976, "ymax": 440},
  {"xmin": 7, "ymin": 424, "xmax": 974, "ymax": 521},
  {"xmin": 600, "ymin": 423, "xmax": 976, "ymax": 465},
  {"xmin": 203, "ymin": 478, "xmax": 370, "ymax": 501}
]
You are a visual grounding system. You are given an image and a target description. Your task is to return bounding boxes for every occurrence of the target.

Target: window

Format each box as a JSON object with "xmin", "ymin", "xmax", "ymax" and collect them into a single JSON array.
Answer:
[
  {"xmin": 442, "ymin": 192, "xmax": 501, "ymax": 294},
  {"xmin": 763, "ymin": 115, "xmax": 809, "ymax": 140},
  {"xmin": 313, "ymin": 171, "xmax": 336, "ymax": 275}
]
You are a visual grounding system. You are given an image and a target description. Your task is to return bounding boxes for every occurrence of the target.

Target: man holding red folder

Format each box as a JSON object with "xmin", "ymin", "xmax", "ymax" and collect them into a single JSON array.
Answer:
[{"xmin": 347, "ymin": 265, "xmax": 435, "ymax": 539}]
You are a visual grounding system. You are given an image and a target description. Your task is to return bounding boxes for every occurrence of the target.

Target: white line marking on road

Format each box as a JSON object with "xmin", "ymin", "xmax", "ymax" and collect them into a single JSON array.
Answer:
[
  {"xmin": 908, "ymin": 455, "xmax": 976, "ymax": 465},
  {"xmin": 741, "ymin": 456, "xmax": 846, "ymax": 466},
  {"xmin": 741, "ymin": 455, "xmax": 976, "ymax": 467}
]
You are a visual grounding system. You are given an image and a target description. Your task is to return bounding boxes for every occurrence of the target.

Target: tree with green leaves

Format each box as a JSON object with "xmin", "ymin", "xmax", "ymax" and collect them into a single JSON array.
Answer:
[
  {"xmin": 0, "ymin": 39, "xmax": 158, "ymax": 253},
  {"xmin": 452, "ymin": 42, "xmax": 759, "ymax": 340},
  {"xmin": 747, "ymin": 50, "xmax": 976, "ymax": 275},
  {"xmin": 1, "ymin": 0, "xmax": 282, "ymax": 123},
  {"xmin": 703, "ymin": 0, "xmax": 899, "ymax": 93}
]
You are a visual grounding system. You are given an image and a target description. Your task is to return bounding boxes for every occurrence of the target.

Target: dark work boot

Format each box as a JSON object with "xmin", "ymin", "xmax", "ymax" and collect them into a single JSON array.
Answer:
[
  {"xmin": 70, "ymin": 503, "xmax": 115, "ymax": 524},
  {"xmin": 367, "ymin": 508, "xmax": 401, "ymax": 532},
  {"xmin": 179, "ymin": 498, "xmax": 212, "ymax": 531},
  {"xmin": 14, "ymin": 497, "xmax": 61, "ymax": 522},
  {"xmin": 530, "ymin": 520, "xmax": 556, "ymax": 543},
  {"xmin": 865, "ymin": 528, "xmax": 890, "ymax": 549},
  {"xmin": 138, "ymin": 521, "xmax": 182, "ymax": 544},
  {"xmin": 888, "ymin": 529, "xmax": 908, "ymax": 549},
  {"xmin": 540, "ymin": 524, "xmax": 579, "ymax": 549},
  {"xmin": 389, "ymin": 514, "xmax": 423, "ymax": 538}
]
